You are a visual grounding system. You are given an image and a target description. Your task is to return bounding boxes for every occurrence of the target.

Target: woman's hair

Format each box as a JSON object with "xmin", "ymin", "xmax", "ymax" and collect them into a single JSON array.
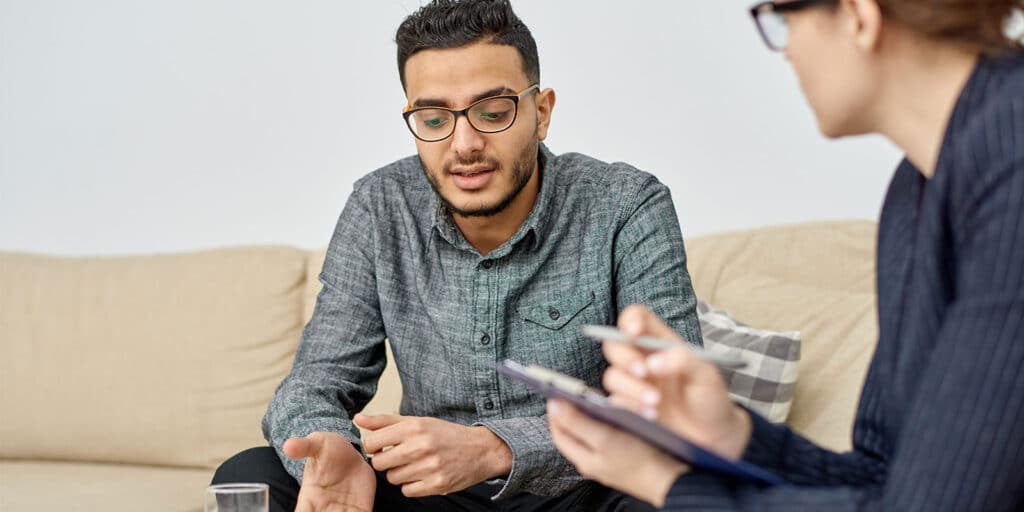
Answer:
[{"xmin": 878, "ymin": 0, "xmax": 1024, "ymax": 53}]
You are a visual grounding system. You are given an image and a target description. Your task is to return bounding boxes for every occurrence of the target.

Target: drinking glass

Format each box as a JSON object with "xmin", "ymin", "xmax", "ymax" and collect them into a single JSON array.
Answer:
[{"xmin": 204, "ymin": 483, "xmax": 269, "ymax": 512}]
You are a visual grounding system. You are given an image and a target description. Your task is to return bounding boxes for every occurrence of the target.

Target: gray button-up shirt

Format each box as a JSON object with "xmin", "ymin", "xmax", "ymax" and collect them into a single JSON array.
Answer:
[{"xmin": 263, "ymin": 144, "xmax": 702, "ymax": 499}]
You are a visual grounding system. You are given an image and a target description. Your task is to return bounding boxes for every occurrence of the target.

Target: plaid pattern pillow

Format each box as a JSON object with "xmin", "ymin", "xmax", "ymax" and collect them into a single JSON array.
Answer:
[{"xmin": 698, "ymin": 300, "xmax": 801, "ymax": 423}]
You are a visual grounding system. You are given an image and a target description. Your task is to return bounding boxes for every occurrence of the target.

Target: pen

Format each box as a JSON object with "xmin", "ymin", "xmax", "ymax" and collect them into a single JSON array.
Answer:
[{"xmin": 581, "ymin": 324, "xmax": 748, "ymax": 370}]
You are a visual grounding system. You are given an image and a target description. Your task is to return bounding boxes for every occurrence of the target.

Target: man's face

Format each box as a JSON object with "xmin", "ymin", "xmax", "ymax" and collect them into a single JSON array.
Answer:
[{"xmin": 403, "ymin": 42, "xmax": 553, "ymax": 218}]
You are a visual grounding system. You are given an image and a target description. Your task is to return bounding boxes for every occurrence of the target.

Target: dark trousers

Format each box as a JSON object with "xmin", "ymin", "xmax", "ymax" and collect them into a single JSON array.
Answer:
[{"xmin": 213, "ymin": 447, "xmax": 657, "ymax": 512}]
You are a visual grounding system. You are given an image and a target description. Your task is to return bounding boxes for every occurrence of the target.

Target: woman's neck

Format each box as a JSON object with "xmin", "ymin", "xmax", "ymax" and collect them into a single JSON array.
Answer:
[{"xmin": 873, "ymin": 39, "xmax": 979, "ymax": 177}]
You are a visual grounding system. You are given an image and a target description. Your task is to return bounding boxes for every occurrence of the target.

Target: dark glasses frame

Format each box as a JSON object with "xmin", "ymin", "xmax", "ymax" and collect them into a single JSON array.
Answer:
[
  {"xmin": 402, "ymin": 84, "xmax": 540, "ymax": 143},
  {"xmin": 749, "ymin": 0, "xmax": 838, "ymax": 51}
]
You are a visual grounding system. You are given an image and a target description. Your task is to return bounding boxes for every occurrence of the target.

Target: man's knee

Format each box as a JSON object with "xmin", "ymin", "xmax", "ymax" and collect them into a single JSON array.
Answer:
[
  {"xmin": 213, "ymin": 447, "xmax": 299, "ymax": 512},
  {"xmin": 212, "ymin": 446, "xmax": 288, "ymax": 484}
]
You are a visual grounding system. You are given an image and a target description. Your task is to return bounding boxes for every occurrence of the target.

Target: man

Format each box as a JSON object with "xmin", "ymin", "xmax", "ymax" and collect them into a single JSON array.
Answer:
[{"xmin": 213, "ymin": 1, "xmax": 702, "ymax": 510}]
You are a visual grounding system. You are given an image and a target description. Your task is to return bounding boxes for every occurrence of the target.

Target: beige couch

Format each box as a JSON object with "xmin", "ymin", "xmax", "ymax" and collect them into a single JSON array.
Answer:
[{"xmin": 0, "ymin": 220, "xmax": 878, "ymax": 511}]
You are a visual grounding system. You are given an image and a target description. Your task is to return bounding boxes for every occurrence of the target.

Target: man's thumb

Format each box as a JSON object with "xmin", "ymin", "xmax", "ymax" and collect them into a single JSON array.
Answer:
[
  {"xmin": 282, "ymin": 433, "xmax": 323, "ymax": 460},
  {"xmin": 353, "ymin": 413, "xmax": 405, "ymax": 430}
]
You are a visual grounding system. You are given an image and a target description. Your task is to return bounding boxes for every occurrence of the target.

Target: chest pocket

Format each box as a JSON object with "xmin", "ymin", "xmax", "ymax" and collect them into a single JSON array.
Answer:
[{"xmin": 522, "ymin": 290, "xmax": 596, "ymax": 330}]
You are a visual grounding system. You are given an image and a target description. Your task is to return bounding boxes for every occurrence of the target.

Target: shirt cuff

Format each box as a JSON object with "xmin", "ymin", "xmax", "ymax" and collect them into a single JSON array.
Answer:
[{"xmin": 473, "ymin": 416, "xmax": 584, "ymax": 500}]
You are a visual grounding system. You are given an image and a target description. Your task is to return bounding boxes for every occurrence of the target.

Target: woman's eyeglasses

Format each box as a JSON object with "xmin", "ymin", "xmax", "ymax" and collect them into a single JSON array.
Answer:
[{"xmin": 750, "ymin": 0, "xmax": 837, "ymax": 51}]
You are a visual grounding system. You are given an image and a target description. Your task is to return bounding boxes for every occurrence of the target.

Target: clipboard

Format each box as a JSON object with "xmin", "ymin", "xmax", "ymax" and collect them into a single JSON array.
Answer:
[{"xmin": 496, "ymin": 359, "xmax": 787, "ymax": 486}]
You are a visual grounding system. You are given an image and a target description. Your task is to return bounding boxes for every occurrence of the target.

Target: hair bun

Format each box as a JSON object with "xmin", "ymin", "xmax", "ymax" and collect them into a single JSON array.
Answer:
[{"xmin": 880, "ymin": 0, "xmax": 1024, "ymax": 53}]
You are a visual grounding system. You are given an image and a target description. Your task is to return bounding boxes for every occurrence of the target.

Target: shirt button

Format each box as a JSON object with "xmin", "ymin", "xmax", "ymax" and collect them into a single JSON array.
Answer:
[
  {"xmin": 549, "ymin": 308, "xmax": 561, "ymax": 321},
  {"xmin": 481, "ymin": 333, "xmax": 491, "ymax": 345},
  {"xmin": 481, "ymin": 260, "xmax": 493, "ymax": 269},
  {"xmin": 484, "ymin": 398, "xmax": 495, "ymax": 410}
]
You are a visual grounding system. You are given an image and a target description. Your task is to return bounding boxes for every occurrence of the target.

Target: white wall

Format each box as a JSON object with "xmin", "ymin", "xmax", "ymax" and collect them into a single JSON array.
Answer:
[{"xmin": 0, "ymin": 0, "xmax": 902, "ymax": 256}]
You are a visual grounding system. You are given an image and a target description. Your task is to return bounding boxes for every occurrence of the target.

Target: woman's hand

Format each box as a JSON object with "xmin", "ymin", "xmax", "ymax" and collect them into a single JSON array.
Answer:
[
  {"xmin": 603, "ymin": 304, "xmax": 753, "ymax": 461},
  {"xmin": 547, "ymin": 399, "xmax": 688, "ymax": 508}
]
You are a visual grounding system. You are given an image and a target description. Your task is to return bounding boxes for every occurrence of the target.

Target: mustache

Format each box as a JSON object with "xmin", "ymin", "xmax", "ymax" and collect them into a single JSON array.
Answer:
[{"xmin": 444, "ymin": 156, "xmax": 501, "ymax": 173}]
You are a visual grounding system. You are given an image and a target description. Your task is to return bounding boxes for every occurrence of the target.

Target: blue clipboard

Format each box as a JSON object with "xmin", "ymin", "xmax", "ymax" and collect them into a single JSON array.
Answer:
[{"xmin": 496, "ymin": 359, "xmax": 787, "ymax": 486}]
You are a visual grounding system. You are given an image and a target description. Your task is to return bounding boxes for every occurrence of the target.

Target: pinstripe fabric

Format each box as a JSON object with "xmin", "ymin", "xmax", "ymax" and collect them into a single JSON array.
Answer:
[
  {"xmin": 260, "ymin": 145, "xmax": 703, "ymax": 500},
  {"xmin": 662, "ymin": 54, "xmax": 1024, "ymax": 511}
]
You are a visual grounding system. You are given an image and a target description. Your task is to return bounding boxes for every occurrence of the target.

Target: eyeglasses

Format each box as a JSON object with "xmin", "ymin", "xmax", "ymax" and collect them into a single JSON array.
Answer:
[
  {"xmin": 402, "ymin": 84, "xmax": 539, "ymax": 143},
  {"xmin": 750, "ymin": 0, "xmax": 837, "ymax": 51}
]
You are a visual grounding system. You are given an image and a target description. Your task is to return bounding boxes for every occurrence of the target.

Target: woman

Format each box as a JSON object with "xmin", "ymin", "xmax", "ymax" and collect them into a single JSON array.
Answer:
[{"xmin": 548, "ymin": 0, "xmax": 1024, "ymax": 509}]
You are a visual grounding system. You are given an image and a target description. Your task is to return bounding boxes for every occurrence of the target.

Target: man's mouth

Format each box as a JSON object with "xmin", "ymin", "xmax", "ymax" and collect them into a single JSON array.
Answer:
[
  {"xmin": 449, "ymin": 165, "xmax": 494, "ymax": 177},
  {"xmin": 448, "ymin": 166, "xmax": 496, "ymax": 191}
]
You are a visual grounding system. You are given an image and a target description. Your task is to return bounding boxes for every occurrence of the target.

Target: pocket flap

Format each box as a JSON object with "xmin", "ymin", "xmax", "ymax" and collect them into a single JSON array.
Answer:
[{"xmin": 522, "ymin": 290, "xmax": 596, "ymax": 330}]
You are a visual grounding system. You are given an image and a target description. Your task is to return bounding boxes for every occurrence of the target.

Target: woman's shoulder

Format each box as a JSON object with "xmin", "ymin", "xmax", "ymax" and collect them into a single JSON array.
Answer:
[
  {"xmin": 957, "ymin": 53, "xmax": 1024, "ymax": 144},
  {"xmin": 945, "ymin": 55, "xmax": 1024, "ymax": 206}
]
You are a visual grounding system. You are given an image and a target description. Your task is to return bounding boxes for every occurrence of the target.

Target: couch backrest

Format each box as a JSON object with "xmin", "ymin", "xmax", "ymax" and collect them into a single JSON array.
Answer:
[
  {"xmin": 0, "ymin": 247, "xmax": 308, "ymax": 469},
  {"xmin": 686, "ymin": 220, "xmax": 879, "ymax": 451},
  {"xmin": 0, "ymin": 220, "xmax": 877, "ymax": 469}
]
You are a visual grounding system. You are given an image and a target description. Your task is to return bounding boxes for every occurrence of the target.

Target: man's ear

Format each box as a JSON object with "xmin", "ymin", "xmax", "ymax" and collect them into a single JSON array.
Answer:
[
  {"xmin": 840, "ymin": 0, "xmax": 884, "ymax": 52},
  {"xmin": 535, "ymin": 88, "xmax": 556, "ymax": 141}
]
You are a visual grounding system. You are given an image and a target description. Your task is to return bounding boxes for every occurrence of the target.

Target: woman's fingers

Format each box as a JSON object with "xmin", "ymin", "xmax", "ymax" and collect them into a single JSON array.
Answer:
[
  {"xmin": 618, "ymin": 304, "xmax": 686, "ymax": 342},
  {"xmin": 549, "ymin": 413, "xmax": 592, "ymax": 461},
  {"xmin": 646, "ymin": 345, "xmax": 717, "ymax": 382},
  {"xmin": 547, "ymin": 400, "xmax": 616, "ymax": 451},
  {"xmin": 602, "ymin": 341, "xmax": 648, "ymax": 377},
  {"xmin": 604, "ymin": 366, "xmax": 661, "ymax": 414}
]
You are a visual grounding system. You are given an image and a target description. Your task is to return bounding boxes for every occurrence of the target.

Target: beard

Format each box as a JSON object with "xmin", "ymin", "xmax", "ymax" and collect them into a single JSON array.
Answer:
[{"xmin": 421, "ymin": 138, "xmax": 538, "ymax": 218}]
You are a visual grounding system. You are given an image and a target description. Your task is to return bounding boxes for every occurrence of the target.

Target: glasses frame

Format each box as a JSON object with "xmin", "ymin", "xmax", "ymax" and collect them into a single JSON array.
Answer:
[
  {"xmin": 749, "ymin": 0, "xmax": 837, "ymax": 51},
  {"xmin": 402, "ymin": 84, "xmax": 540, "ymax": 143}
]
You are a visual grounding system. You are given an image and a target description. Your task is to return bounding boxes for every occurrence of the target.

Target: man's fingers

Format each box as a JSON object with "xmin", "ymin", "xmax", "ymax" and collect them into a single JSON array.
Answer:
[
  {"xmin": 384, "ymin": 460, "xmax": 430, "ymax": 487},
  {"xmin": 354, "ymin": 413, "xmax": 406, "ymax": 431},
  {"xmin": 369, "ymin": 441, "xmax": 416, "ymax": 472},
  {"xmin": 401, "ymin": 479, "xmax": 436, "ymax": 498},
  {"xmin": 361, "ymin": 417, "xmax": 412, "ymax": 454},
  {"xmin": 283, "ymin": 434, "xmax": 322, "ymax": 460}
]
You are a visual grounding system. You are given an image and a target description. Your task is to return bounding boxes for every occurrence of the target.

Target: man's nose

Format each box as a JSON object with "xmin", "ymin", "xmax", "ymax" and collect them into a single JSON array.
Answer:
[{"xmin": 449, "ymin": 114, "xmax": 486, "ymax": 158}]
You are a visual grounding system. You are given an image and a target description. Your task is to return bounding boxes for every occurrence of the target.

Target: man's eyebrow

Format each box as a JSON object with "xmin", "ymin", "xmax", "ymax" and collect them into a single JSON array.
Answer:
[{"xmin": 411, "ymin": 86, "xmax": 516, "ymax": 108}]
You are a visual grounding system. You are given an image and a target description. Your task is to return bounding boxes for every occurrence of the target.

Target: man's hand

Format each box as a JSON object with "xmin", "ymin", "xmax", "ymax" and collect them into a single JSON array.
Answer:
[
  {"xmin": 283, "ymin": 432, "xmax": 376, "ymax": 512},
  {"xmin": 354, "ymin": 413, "xmax": 513, "ymax": 498}
]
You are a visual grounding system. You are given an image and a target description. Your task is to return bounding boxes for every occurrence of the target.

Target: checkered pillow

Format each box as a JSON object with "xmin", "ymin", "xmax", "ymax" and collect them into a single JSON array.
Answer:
[{"xmin": 697, "ymin": 300, "xmax": 801, "ymax": 423}]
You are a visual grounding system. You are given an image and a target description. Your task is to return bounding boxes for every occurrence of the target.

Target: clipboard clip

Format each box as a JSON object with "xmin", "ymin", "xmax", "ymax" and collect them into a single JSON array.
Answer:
[{"xmin": 510, "ymin": 361, "xmax": 609, "ymax": 405}]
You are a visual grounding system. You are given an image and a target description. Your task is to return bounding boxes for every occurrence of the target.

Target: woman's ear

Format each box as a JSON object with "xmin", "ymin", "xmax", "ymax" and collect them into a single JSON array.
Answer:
[{"xmin": 840, "ymin": 0, "xmax": 884, "ymax": 52}]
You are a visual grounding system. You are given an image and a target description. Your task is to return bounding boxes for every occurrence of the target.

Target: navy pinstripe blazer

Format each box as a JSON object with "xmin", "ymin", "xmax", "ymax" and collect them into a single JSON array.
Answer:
[{"xmin": 663, "ymin": 54, "xmax": 1024, "ymax": 511}]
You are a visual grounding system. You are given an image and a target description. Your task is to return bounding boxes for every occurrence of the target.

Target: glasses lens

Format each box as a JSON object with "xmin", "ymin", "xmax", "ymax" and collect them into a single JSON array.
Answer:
[
  {"xmin": 467, "ymin": 97, "xmax": 517, "ymax": 133},
  {"xmin": 407, "ymin": 109, "xmax": 454, "ymax": 141},
  {"xmin": 758, "ymin": 10, "xmax": 789, "ymax": 50}
]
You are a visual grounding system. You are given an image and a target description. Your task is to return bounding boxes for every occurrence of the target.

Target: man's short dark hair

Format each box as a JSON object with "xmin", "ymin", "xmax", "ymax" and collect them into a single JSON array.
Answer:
[{"xmin": 395, "ymin": 0, "xmax": 540, "ymax": 90}]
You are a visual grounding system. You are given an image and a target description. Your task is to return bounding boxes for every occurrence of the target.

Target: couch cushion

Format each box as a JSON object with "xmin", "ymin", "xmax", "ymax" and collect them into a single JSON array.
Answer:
[
  {"xmin": 0, "ymin": 460, "xmax": 212, "ymax": 512},
  {"xmin": 0, "ymin": 247, "xmax": 307, "ymax": 469},
  {"xmin": 699, "ymin": 300, "xmax": 801, "ymax": 423},
  {"xmin": 686, "ymin": 221, "xmax": 879, "ymax": 451}
]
